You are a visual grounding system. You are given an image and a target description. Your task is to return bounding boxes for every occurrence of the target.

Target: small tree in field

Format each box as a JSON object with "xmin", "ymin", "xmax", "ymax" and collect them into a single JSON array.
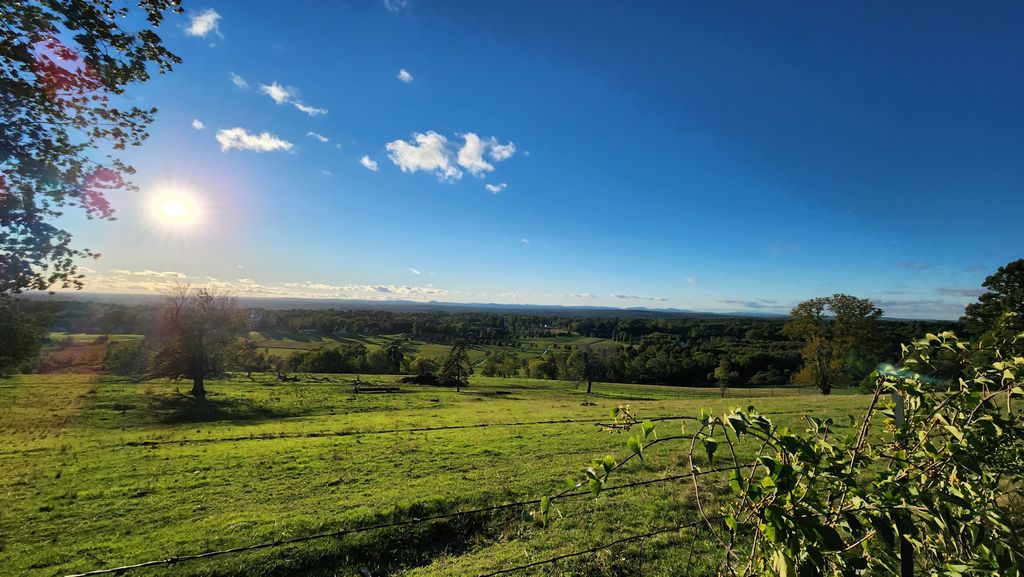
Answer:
[
  {"xmin": 440, "ymin": 342, "xmax": 472, "ymax": 392},
  {"xmin": 784, "ymin": 294, "xmax": 882, "ymax": 394},
  {"xmin": 713, "ymin": 357, "xmax": 739, "ymax": 398},
  {"xmin": 568, "ymin": 345, "xmax": 597, "ymax": 394},
  {"xmin": 150, "ymin": 286, "xmax": 241, "ymax": 398}
]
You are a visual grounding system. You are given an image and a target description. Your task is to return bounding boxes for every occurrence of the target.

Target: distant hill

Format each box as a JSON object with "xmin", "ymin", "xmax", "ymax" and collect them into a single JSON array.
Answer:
[{"xmin": 24, "ymin": 291, "xmax": 788, "ymax": 319}]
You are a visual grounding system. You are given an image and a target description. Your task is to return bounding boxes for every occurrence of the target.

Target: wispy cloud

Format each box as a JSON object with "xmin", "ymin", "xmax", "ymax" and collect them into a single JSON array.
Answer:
[
  {"xmin": 398, "ymin": 68, "xmax": 413, "ymax": 83},
  {"xmin": 568, "ymin": 293, "xmax": 596, "ymax": 299},
  {"xmin": 485, "ymin": 182, "xmax": 507, "ymax": 194},
  {"xmin": 383, "ymin": 0, "xmax": 410, "ymax": 12},
  {"xmin": 611, "ymin": 294, "xmax": 668, "ymax": 302},
  {"xmin": 293, "ymin": 102, "xmax": 327, "ymax": 116},
  {"xmin": 321, "ymin": 170, "xmax": 333, "ymax": 176},
  {"xmin": 306, "ymin": 131, "xmax": 329, "ymax": 143},
  {"xmin": 718, "ymin": 298, "xmax": 779, "ymax": 309},
  {"xmin": 110, "ymin": 270, "xmax": 186, "ymax": 280},
  {"xmin": 936, "ymin": 287, "xmax": 984, "ymax": 297},
  {"xmin": 259, "ymin": 81, "xmax": 327, "ymax": 116},
  {"xmin": 191, "ymin": 119, "xmax": 204, "ymax": 130},
  {"xmin": 185, "ymin": 8, "xmax": 222, "ymax": 38},
  {"xmin": 875, "ymin": 299, "xmax": 968, "ymax": 319},
  {"xmin": 686, "ymin": 277, "xmax": 698, "ymax": 285},
  {"xmin": 894, "ymin": 260, "xmax": 931, "ymax": 270},
  {"xmin": 409, "ymin": 267, "xmax": 422, "ymax": 275},
  {"xmin": 229, "ymin": 72, "xmax": 249, "ymax": 89},
  {"xmin": 216, "ymin": 127, "xmax": 293, "ymax": 153},
  {"xmin": 520, "ymin": 238, "xmax": 530, "ymax": 245},
  {"xmin": 386, "ymin": 131, "xmax": 461, "ymax": 180},
  {"xmin": 360, "ymin": 155, "xmax": 379, "ymax": 171}
]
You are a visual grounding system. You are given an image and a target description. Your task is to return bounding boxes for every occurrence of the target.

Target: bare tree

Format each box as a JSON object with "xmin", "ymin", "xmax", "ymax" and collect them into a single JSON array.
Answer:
[{"xmin": 150, "ymin": 285, "xmax": 241, "ymax": 398}]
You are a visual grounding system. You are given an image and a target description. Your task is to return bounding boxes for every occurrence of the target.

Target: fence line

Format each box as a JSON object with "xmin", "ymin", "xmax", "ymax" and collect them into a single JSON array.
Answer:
[
  {"xmin": 476, "ymin": 516, "xmax": 722, "ymax": 577},
  {"xmin": 63, "ymin": 464, "xmax": 750, "ymax": 577}
]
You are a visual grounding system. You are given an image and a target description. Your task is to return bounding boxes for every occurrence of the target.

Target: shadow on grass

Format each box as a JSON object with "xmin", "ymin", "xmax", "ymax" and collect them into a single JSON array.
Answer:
[
  {"xmin": 187, "ymin": 503, "xmax": 518, "ymax": 577},
  {"xmin": 143, "ymin": 391, "xmax": 315, "ymax": 424}
]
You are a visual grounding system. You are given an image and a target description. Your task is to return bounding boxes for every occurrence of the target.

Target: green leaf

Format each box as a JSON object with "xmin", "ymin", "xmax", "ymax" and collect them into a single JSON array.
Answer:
[
  {"xmin": 703, "ymin": 436, "xmax": 718, "ymax": 465},
  {"xmin": 771, "ymin": 548, "xmax": 792, "ymax": 577},
  {"xmin": 725, "ymin": 515, "xmax": 737, "ymax": 532},
  {"xmin": 817, "ymin": 524, "xmax": 845, "ymax": 551},
  {"xmin": 602, "ymin": 455, "xmax": 616, "ymax": 473},
  {"xmin": 627, "ymin": 435, "xmax": 642, "ymax": 456},
  {"xmin": 726, "ymin": 413, "xmax": 747, "ymax": 434},
  {"xmin": 700, "ymin": 408, "xmax": 711, "ymax": 425},
  {"xmin": 588, "ymin": 478, "xmax": 603, "ymax": 497},
  {"xmin": 540, "ymin": 495, "xmax": 549, "ymax": 515},
  {"xmin": 640, "ymin": 420, "xmax": 655, "ymax": 439}
]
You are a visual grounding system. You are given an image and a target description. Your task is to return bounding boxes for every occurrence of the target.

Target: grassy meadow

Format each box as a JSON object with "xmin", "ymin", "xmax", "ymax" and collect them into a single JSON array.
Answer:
[{"xmin": 0, "ymin": 373, "xmax": 871, "ymax": 577}]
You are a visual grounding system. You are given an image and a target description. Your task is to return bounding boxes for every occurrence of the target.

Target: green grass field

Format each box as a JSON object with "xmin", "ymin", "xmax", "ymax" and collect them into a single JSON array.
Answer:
[{"xmin": 0, "ymin": 373, "xmax": 871, "ymax": 577}]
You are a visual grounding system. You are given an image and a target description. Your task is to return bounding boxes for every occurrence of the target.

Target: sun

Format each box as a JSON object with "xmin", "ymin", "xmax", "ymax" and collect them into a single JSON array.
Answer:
[{"xmin": 149, "ymin": 185, "xmax": 200, "ymax": 227}]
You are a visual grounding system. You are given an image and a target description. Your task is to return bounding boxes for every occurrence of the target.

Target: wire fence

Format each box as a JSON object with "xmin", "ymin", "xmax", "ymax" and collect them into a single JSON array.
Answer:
[
  {"xmin": 476, "ymin": 516, "xmax": 722, "ymax": 577},
  {"xmin": 63, "ymin": 462, "xmax": 749, "ymax": 577}
]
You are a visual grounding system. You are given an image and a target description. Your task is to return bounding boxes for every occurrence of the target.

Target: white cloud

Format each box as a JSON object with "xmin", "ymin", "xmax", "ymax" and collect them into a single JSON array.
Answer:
[
  {"xmin": 520, "ymin": 238, "xmax": 530, "ymax": 245},
  {"xmin": 383, "ymin": 0, "xmax": 409, "ymax": 12},
  {"xmin": 260, "ymin": 81, "xmax": 293, "ymax": 104},
  {"xmin": 307, "ymin": 131, "xmax": 329, "ymax": 143},
  {"xmin": 321, "ymin": 170, "xmax": 333, "ymax": 176},
  {"xmin": 360, "ymin": 155, "xmax": 379, "ymax": 171},
  {"xmin": 110, "ymin": 269, "xmax": 186, "ymax": 279},
  {"xmin": 216, "ymin": 127, "xmax": 293, "ymax": 153},
  {"xmin": 457, "ymin": 133, "xmax": 494, "ymax": 176},
  {"xmin": 191, "ymin": 119, "xmax": 204, "ymax": 130},
  {"xmin": 259, "ymin": 82, "xmax": 327, "ymax": 116},
  {"xmin": 569, "ymin": 293, "xmax": 596, "ymax": 299},
  {"xmin": 487, "ymin": 137, "xmax": 516, "ymax": 161},
  {"xmin": 385, "ymin": 131, "xmax": 516, "ymax": 182},
  {"xmin": 686, "ymin": 277, "xmax": 698, "ymax": 285},
  {"xmin": 186, "ymin": 9, "xmax": 222, "ymax": 38},
  {"xmin": 293, "ymin": 102, "xmax": 327, "ymax": 116},
  {"xmin": 485, "ymin": 182, "xmax": 507, "ymax": 194},
  {"xmin": 229, "ymin": 72, "xmax": 249, "ymax": 89},
  {"xmin": 398, "ymin": 68, "xmax": 414, "ymax": 83},
  {"xmin": 385, "ymin": 131, "xmax": 462, "ymax": 180},
  {"xmin": 409, "ymin": 267, "xmax": 422, "ymax": 275}
]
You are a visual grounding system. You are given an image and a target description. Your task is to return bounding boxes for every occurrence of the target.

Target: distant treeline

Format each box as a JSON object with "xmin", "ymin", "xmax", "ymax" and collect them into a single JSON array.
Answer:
[{"xmin": 32, "ymin": 300, "xmax": 956, "ymax": 388}]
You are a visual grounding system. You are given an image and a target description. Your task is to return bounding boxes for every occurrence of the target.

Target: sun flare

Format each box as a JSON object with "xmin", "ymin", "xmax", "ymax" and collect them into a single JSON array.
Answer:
[{"xmin": 149, "ymin": 185, "xmax": 200, "ymax": 227}]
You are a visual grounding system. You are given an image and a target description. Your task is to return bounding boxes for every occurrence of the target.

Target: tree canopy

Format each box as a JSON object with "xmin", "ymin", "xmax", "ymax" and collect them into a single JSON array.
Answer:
[
  {"xmin": 1, "ymin": 0, "xmax": 182, "ymax": 295},
  {"xmin": 784, "ymin": 294, "xmax": 882, "ymax": 394},
  {"xmin": 149, "ymin": 286, "xmax": 241, "ymax": 398},
  {"xmin": 961, "ymin": 258, "xmax": 1024, "ymax": 337}
]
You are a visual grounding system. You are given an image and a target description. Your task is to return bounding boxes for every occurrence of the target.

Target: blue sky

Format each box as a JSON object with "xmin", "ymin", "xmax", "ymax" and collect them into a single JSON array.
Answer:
[{"xmin": 62, "ymin": 0, "xmax": 1023, "ymax": 319}]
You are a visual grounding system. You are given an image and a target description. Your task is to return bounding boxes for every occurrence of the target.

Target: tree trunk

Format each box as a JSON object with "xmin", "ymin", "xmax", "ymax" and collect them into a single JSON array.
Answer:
[
  {"xmin": 586, "ymin": 378, "xmax": 592, "ymax": 395},
  {"xmin": 191, "ymin": 376, "xmax": 206, "ymax": 399}
]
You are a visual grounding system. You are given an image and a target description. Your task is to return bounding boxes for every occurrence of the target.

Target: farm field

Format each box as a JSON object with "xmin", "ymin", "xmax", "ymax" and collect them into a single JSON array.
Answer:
[
  {"xmin": 0, "ymin": 374, "xmax": 870, "ymax": 577},
  {"xmin": 241, "ymin": 331, "xmax": 620, "ymax": 363}
]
